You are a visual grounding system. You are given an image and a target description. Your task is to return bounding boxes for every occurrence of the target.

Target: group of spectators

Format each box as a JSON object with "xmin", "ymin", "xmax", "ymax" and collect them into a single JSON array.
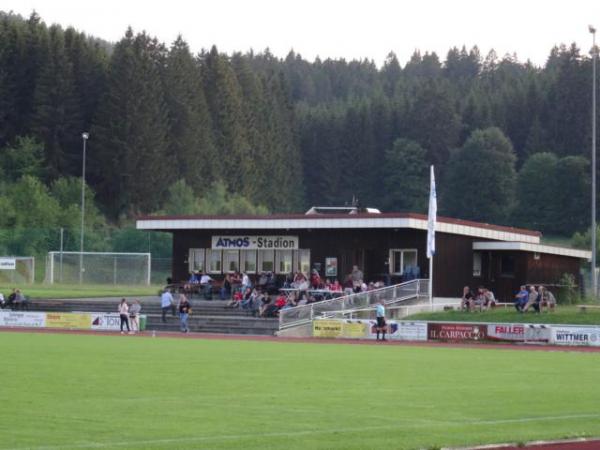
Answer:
[
  {"xmin": 0, "ymin": 288, "xmax": 29, "ymax": 310},
  {"xmin": 460, "ymin": 284, "xmax": 556, "ymax": 313},
  {"xmin": 514, "ymin": 285, "xmax": 556, "ymax": 313},
  {"xmin": 460, "ymin": 286, "xmax": 497, "ymax": 311}
]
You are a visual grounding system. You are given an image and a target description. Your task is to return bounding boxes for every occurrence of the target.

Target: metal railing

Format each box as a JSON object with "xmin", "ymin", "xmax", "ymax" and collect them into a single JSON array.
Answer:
[{"xmin": 279, "ymin": 278, "xmax": 429, "ymax": 330}]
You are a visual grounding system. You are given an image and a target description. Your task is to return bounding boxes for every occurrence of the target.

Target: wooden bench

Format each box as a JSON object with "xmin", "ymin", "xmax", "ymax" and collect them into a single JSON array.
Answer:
[{"xmin": 578, "ymin": 304, "xmax": 600, "ymax": 312}]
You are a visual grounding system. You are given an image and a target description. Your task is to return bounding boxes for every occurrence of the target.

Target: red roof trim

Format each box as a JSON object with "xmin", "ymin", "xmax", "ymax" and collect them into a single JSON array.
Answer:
[{"xmin": 137, "ymin": 212, "xmax": 541, "ymax": 237}]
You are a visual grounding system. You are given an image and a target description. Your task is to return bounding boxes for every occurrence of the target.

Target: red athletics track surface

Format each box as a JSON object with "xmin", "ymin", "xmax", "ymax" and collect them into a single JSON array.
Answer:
[
  {"xmin": 2, "ymin": 327, "xmax": 599, "ymax": 449},
  {"xmin": 472, "ymin": 439, "xmax": 600, "ymax": 449},
  {"xmin": 1, "ymin": 326, "xmax": 600, "ymax": 353}
]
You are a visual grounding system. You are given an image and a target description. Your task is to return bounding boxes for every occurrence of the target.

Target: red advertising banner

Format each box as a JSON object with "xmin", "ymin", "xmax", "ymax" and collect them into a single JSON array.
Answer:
[{"xmin": 428, "ymin": 323, "xmax": 487, "ymax": 341}]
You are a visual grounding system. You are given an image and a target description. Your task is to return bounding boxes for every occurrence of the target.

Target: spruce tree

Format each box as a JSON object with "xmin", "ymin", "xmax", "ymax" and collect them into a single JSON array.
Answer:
[
  {"xmin": 91, "ymin": 29, "xmax": 171, "ymax": 216},
  {"xmin": 164, "ymin": 36, "xmax": 217, "ymax": 191}
]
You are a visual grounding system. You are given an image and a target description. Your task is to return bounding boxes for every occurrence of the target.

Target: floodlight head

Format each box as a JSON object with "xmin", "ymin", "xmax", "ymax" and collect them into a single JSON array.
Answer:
[
  {"xmin": 590, "ymin": 25, "xmax": 597, "ymax": 34},
  {"xmin": 82, "ymin": 132, "xmax": 89, "ymax": 140}
]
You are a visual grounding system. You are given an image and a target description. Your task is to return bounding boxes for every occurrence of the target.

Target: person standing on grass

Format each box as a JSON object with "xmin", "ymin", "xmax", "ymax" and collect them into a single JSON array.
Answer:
[
  {"xmin": 118, "ymin": 298, "xmax": 131, "ymax": 334},
  {"xmin": 375, "ymin": 300, "xmax": 387, "ymax": 341},
  {"xmin": 178, "ymin": 295, "xmax": 192, "ymax": 333},
  {"xmin": 129, "ymin": 299, "xmax": 141, "ymax": 333},
  {"xmin": 160, "ymin": 289, "xmax": 175, "ymax": 323}
]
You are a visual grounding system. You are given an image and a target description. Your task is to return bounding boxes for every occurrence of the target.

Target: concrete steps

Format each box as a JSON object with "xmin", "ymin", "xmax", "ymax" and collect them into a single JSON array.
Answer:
[{"xmin": 28, "ymin": 298, "xmax": 279, "ymax": 336}]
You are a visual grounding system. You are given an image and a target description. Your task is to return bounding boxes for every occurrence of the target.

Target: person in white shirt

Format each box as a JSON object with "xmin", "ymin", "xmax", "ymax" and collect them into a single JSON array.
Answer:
[
  {"xmin": 160, "ymin": 289, "xmax": 175, "ymax": 323},
  {"xmin": 129, "ymin": 300, "xmax": 142, "ymax": 333},
  {"xmin": 118, "ymin": 298, "xmax": 131, "ymax": 334}
]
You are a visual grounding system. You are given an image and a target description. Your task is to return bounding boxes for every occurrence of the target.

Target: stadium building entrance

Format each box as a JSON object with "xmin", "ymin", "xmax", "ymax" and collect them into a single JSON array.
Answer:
[{"xmin": 137, "ymin": 209, "xmax": 590, "ymax": 302}]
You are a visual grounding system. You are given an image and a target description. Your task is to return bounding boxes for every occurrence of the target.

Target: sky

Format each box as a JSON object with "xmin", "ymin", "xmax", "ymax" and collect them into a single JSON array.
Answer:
[{"xmin": 3, "ymin": 0, "xmax": 600, "ymax": 66}]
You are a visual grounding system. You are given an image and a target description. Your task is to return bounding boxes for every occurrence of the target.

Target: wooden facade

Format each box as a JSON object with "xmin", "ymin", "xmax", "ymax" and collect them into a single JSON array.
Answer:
[{"xmin": 166, "ymin": 226, "xmax": 585, "ymax": 301}]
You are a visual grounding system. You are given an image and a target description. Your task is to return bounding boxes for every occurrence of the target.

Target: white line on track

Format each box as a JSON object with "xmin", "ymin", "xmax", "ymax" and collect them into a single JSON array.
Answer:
[{"xmin": 5, "ymin": 413, "xmax": 600, "ymax": 450}]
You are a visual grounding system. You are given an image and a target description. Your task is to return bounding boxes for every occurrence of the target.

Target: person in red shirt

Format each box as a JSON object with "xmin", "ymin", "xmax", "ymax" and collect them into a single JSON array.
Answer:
[{"xmin": 275, "ymin": 295, "xmax": 287, "ymax": 309}]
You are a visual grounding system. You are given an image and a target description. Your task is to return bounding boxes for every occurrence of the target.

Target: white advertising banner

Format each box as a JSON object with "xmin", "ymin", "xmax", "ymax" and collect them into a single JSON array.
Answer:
[
  {"xmin": 0, "ymin": 258, "xmax": 16, "ymax": 270},
  {"xmin": 487, "ymin": 323, "xmax": 526, "ymax": 341},
  {"xmin": 367, "ymin": 320, "xmax": 428, "ymax": 341},
  {"xmin": 0, "ymin": 311, "xmax": 46, "ymax": 328},
  {"xmin": 551, "ymin": 326, "xmax": 600, "ymax": 346},
  {"xmin": 90, "ymin": 313, "xmax": 146, "ymax": 331},
  {"xmin": 395, "ymin": 321, "xmax": 428, "ymax": 341},
  {"xmin": 211, "ymin": 235, "xmax": 298, "ymax": 250},
  {"xmin": 90, "ymin": 313, "xmax": 124, "ymax": 330},
  {"xmin": 486, "ymin": 323, "xmax": 550, "ymax": 343}
]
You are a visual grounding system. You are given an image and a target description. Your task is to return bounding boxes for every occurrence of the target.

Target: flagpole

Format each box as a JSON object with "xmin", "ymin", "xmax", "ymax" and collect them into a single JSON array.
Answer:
[
  {"xmin": 427, "ymin": 165, "xmax": 436, "ymax": 312},
  {"xmin": 429, "ymin": 254, "xmax": 433, "ymax": 310}
]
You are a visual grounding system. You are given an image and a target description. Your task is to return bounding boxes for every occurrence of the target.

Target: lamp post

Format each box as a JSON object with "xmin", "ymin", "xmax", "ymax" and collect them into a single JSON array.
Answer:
[
  {"xmin": 79, "ymin": 132, "xmax": 89, "ymax": 284},
  {"xmin": 591, "ymin": 26, "xmax": 598, "ymax": 298}
]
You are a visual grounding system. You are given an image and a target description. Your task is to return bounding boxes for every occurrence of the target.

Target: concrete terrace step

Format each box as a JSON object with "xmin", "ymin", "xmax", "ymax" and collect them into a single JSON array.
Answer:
[{"xmin": 26, "ymin": 297, "xmax": 279, "ymax": 336}]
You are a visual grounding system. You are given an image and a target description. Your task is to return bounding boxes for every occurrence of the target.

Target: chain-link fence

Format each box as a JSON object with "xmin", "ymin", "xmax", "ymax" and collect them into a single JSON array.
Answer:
[{"xmin": 45, "ymin": 252, "xmax": 152, "ymax": 285}]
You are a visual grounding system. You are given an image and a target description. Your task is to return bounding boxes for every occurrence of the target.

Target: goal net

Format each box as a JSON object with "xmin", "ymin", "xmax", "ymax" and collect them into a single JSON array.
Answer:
[
  {"xmin": 45, "ymin": 252, "xmax": 151, "ymax": 285},
  {"xmin": 0, "ymin": 256, "xmax": 35, "ymax": 284}
]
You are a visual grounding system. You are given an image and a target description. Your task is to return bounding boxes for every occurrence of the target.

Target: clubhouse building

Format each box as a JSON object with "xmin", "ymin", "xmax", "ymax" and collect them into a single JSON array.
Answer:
[{"xmin": 136, "ymin": 208, "xmax": 591, "ymax": 301}]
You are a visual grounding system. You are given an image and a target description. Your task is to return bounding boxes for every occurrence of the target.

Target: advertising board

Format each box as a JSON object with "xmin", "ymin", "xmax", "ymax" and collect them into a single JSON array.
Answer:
[
  {"xmin": 0, "ymin": 311, "xmax": 46, "ymax": 328},
  {"xmin": 486, "ymin": 323, "xmax": 550, "ymax": 343},
  {"xmin": 46, "ymin": 313, "xmax": 91, "ymax": 329},
  {"xmin": 313, "ymin": 319, "xmax": 343, "ymax": 338},
  {"xmin": 428, "ymin": 323, "xmax": 487, "ymax": 341},
  {"xmin": 395, "ymin": 321, "xmax": 428, "ymax": 341},
  {"xmin": 551, "ymin": 326, "xmax": 600, "ymax": 347},
  {"xmin": 0, "ymin": 257, "xmax": 16, "ymax": 270},
  {"xmin": 341, "ymin": 320, "xmax": 368, "ymax": 338},
  {"xmin": 487, "ymin": 323, "xmax": 526, "ymax": 341},
  {"xmin": 90, "ymin": 313, "xmax": 147, "ymax": 331}
]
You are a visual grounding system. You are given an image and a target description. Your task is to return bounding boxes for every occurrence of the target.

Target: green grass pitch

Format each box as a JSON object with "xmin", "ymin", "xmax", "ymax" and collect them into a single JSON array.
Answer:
[{"xmin": 1, "ymin": 333, "xmax": 599, "ymax": 450}]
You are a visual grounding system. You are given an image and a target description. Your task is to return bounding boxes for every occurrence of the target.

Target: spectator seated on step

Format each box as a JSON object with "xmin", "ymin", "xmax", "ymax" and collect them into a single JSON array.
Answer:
[
  {"xmin": 259, "ymin": 294, "xmax": 273, "ymax": 317},
  {"xmin": 472, "ymin": 287, "xmax": 486, "ymax": 311},
  {"xmin": 240, "ymin": 287, "xmax": 254, "ymax": 310},
  {"xmin": 264, "ymin": 302, "xmax": 279, "ymax": 318},
  {"xmin": 522, "ymin": 286, "xmax": 539, "ymax": 313},
  {"xmin": 227, "ymin": 289, "xmax": 244, "ymax": 308},
  {"xmin": 199, "ymin": 271, "xmax": 213, "ymax": 299}
]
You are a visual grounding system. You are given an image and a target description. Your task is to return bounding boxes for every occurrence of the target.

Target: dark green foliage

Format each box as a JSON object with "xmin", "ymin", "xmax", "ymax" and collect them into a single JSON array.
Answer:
[
  {"xmin": 513, "ymin": 152, "xmax": 559, "ymax": 231},
  {"xmin": 383, "ymin": 139, "xmax": 429, "ymax": 212},
  {"xmin": 443, "ymin": 128, "xmax": 517, "ymax": 223},
  {"xmin": 0, "ymin": 136, "xmax": 46, "ymax": 181},
  {"xmin": 1, "ymin": 10, "xmax": 600, "ymax": 240},
  {"xmin": 164, "ymin": 37, "xmax": 216, "ymax": 191},
  {"xmin": 91, "ymin": 29, "xmax": 172, "ymax": 217}
]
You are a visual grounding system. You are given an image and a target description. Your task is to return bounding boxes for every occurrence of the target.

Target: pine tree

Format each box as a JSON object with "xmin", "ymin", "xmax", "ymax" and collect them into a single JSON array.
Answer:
[
  {"xmin": 383, "ymin": 139, "xmax": 429, "ymax": 212},
  {"xmin": 91, "ymin": 29, "xmax": 171, "ymax": 216},
  {"xmin": 202, "ymin": 46, "xmax": 250, "ymax": 195},
  {"xmin": 32, "ymin": 24, "xmax": 83, "ymax": 179},
  {"xmin": 443, "ymin": 127, "xmax": 517, "ymax": 223},
  {"xmin": 164, "ymin": 36, "xmax": 217, "ymax": 191}
]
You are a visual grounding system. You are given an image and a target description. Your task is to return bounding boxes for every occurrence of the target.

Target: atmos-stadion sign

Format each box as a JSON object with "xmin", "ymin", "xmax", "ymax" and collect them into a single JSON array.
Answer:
[{"xmin": 212, "ymin": 236, "xmax": 298, "ymax": 250}]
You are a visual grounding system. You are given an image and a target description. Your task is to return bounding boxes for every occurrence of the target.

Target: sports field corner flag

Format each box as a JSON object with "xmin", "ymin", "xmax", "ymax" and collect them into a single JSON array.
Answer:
[{"xmin": 427, "ymin": 165, "xmax": 436, "ymax": 307}]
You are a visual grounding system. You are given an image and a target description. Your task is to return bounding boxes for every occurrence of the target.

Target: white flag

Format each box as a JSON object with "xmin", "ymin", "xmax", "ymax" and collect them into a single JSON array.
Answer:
[{"xmin": 427, "ymin": 165, "xmax": 437, "ymax": 259}]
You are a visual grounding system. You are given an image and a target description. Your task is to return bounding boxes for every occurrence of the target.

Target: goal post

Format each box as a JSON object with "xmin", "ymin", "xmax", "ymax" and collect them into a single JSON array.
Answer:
[{"xmin": 45, "ymin": 251, "xmax": 151, "ymax": 285}]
